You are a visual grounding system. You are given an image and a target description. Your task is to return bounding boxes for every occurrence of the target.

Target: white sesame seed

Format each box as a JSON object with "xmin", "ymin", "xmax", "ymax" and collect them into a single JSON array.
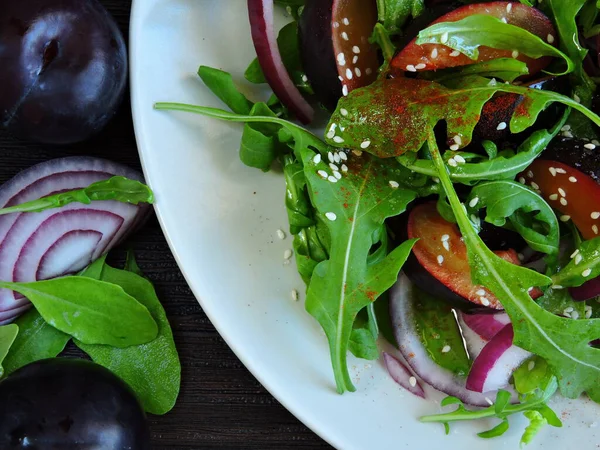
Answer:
[
  {"xmin": 549, "ymin": 167, "xmax": 557, "ymax": 176},
  {"xmin": 519, "ymin": 177, "xmax": 526, "ymax": 184},
  {"xmin": 512, "ymin": 50, "xmax": 519, "ymax": 58},
  {"xmin": 594, "ymin": 225, "xmax": 599, "ymax": 235},
  {"xmin": 442, "ymin": 241, "xmax": 450, "ymax": 251},
  {"xmin": 497, "ymin": 122, "xmax": 507, "ymax": 131},
  {"xmin": 485, "ymin": 397, "xmax": 493, "ymax": 406},
  {"xmin": 352, "ymin": 149, "xmax": 363, "ymax": 156},
  {"xmin": 441, "ymin": 32, "xmax": 449, "ymax": 44},
  {"xmin": 338, "ymin": 75, "xmax": 344, "ymax": 82},
  {"xmin": 454, "ymin": 155, "xmax": 466, "ymax": 164},
  {"xmin": 337, "ymin": 53, "xmax": 346, "ymax": 66},
  {"xmin": 488, "ymin": 78, "xmax": 497, "ymax": 86},
  {"xmin": 569, "ymin": 176, "xmax": 578, "ymax": 183},
  {"xmin": 558, "ymin": 187, "xmax": 566, "ymax": 197},
  {"xmin": 547, "ymin": 34, "xmax": 555, "ymax": 44},
  {"xmin": 339, "ymin": 152, "xmax": 347, "ymax": 161},
  {"xmin": 341, "ymin": 164, "xmax": 348, "ymax": 172},
  {"xmin": 437, "ymin": 255, "xmax": 444, "ymax": 265},
  {"xmin": 353, "ymin": 55, "xmax": 359, "ymax": 64},
  {"xmin": 563, "ymin": 131, "xmax": 574, "ymax": 138},
  {"xmin": 528, "ymin": 360, "xmax": 535, "ymax": 371},
  {"xmin": 592, "ymin": 212, "xmax": 600, "ymax": 220},
  {"xmin": 501, "ymin": 17, "xmax": 508, "ymax": 23},
  {"xmin": 574, "ymin": 94, "xmax": 581, "ymax": 103},
  {"xmin": 415, "ymin": 63, "xmax": 427, "ymax": 70},
  {"xmin": 409, "ymin": 376, "xmax": 417, "ymax": 387},
  {"xmin": 329, "ymin": 163, "xmax": 339, "ymax": 172},
  {"xmin": 565, "ymin": 306, "xmax": 574, "ymax": 313},
  {"xmin": 360, "ymin": 140, "xmax": 371, "ymax": 149},
  {"xmin": 572, "ymin": 310, "xmax": 580, "ymax": 320},
  {"xmin": 473, "ymin": 290, "xmax": 485, "ymax": 298},
  {"xmin": 341, "ymin": 31, "xmax": 349, "ymax": 41},
  {"xmin": 449, "ymin": 144, "xmax": 460, "ymax": 151},
  {"xmin": 531, "ymin": 182, "xmax": 540, "ymax": 190},
  {"xmin": 571, "ymin": 249, "xmax": 580, "ymax": 258},
  {"xmin": 291, "ymin": 289, "xmax": 299, "ymax": 301},
  {"xmin": 327, "ymin": 151, "xmax": 335, "ymax": 162},
  {"xmin": 342, "ymin": 85, "xmax": 349, "ymax": 96},
  {"xmin": 352, "ymin": 45, "xmax": 360, "ymax": 54},
  {"xmin": 355, "ymin": 67, "xmax": 362, "ymax": 77},
  {"xmin": 561, "ymin": 125, "xmax": 571, "ymax": 132},
  {"xmin": 442, "ymin": 345, "xmax": 451, "ymax": 353},
  {"xmin": 527, "ymin": 171, "xmax": 534, "ymax": 178},
  {"xmin": 406, "ymin": 64, "xmax": 417, "ymax": 72},
  {"xmin": 313, "ymin": 154, "xmax": 322, "ymax": 164},
  {"xmin": 333, "ymin": 136, "xmax": 345, "ymax": 144},
  {"xmin": 340, "ymin": 108, "xmax": 348, "ymax": 117},
  {"xmin": 438, "ymin": 235, "xmax": 449, "ymax": 244},
  {"xmin": 431, "ymin": 48, "xmax": 438, "ymax": 59},
  {"xmin": 553, "ymin": 285, "xmax": 564, "ymax": 290},
  {"xmin": 325, "ymin": 212, "xmax": 337, "ymax": 221},
  {"xmin": 333, "ymin": 21, "xmax": 339, "ymax": 28},
  {"xmin": 343, "ymin": 17, "xmax": 349, "ymax": 25},
  {"xmin": 318, "ymin": 170, "xmax": 328, "ymax": 179},
  {"xmin": 583, "ymin": 268, "xmax": 593, "ymax": 277},
  {"xmin": 333, "ymin": 171, "xmax": 342, "ymax": 180},
  {"xmin": 302, "ymin": 74, "xmax": 308, "ymax": 82},
  {"xmin": 365, "ymin": 68, "xmax": 373, "ymax": 75},
  {"xmin": 389, "ymin": 180, "xmax": 400, "ymax": 189},
  {"xmin": 576, "ymin": 254, "xmax": 583, "ymax": 265},
  {"xmin": 471, "ymin": 214, "xmax": 480, "ymax": 226},
  {"xmin": 346, "ymin": 68, "xmax": 353, "ymax": 80},
  {"xmin": 276, "ymin": 229, "xmax": 286, "ymax": 240},
  {"xmin": 333, "ymin": 153, "xmax": 341, "ymax": 164},
  {"xmin": 327, "ymin": 176, "xmax": 338, "ymax": 183},
  {"xmin": 585, "ymin": 143, "xmax": 597, "ymax": 150},
  {"xmin": 448, "ymin": 158, "xmax": 458, "ymax": 167},
  {"xmin": 549, "ymin": 194, "xmax": 558, "ymax": 201},
  {"xmin": 563, "ymin": 311, "xmax": 572, "ymax": 318},
  {"xmin": 467, "ymin": 198, "xmax": 479, "ymax": 209},
  {"xmin": 587, "ymin": 308, "xmax": 593, "ymax": 319},
  {"xmin": 450, "ymin": 50, "xmax": 460, "ymax": 57},
  {"xmin": 480, "ymin": 297, "xmax": 490, "ymax": 306},
  {"xmin": 560, "ymin": 198, "xmax": 568, "ymax": 206},
  {"xmin": 506, "ymin": 3, "xmax": 512, "ymax": 12},
  {"xmin": 560, "ymin": 215, "xmax": 571, "ymax": 222},
  {"xmin": 326, "ymin": 130, "xmax": 336, "ymax": 139},
  {"xmin": 453, "ymin": 135, "xmax": 462, "ymax": 145},
  {"xmin": 284, "ymin": 249, "xmax": 293, "ymax": 260}
]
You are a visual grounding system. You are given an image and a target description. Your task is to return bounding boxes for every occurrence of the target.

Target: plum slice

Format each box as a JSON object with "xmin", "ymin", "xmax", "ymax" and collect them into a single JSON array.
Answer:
[
  {"xmin": 299, "ymin": 0, "xmax": 379, "ymax": 110},
  {"xmin": 391, "ymin": 2, "xmax": 556, "ymax": 77}
]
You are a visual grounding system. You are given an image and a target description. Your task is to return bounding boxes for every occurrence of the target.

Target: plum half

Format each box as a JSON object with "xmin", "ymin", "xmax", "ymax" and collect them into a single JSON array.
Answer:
[
  {"xmin": 0, "ymin": 0, "xmax": 127, "ymax": 144},
  {"xmin": 299, "ymin": 0, "xmax": 379, "ymax": 110}
]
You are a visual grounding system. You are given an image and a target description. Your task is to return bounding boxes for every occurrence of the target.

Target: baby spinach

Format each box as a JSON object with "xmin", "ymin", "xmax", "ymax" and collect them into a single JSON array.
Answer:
[
  {"xmin": 0, "ymin": 176, "xmax": 153, "ymax": 216},
  {"xmin": 2, "ymin": 309, "xmax": 69, "ymax": 376},
  {"xmin": 0, "ymin": 324, "xmax": 18, "ymax": 377},
  {"xmin": 552, "ymin": 237, "xmax": 600, "ymax": 287},
  {"xmin": 77, "ymin": 264, "xmax": 181, "ymax": 415},
  {"xmin": 0, "ymin": 277, "xmax": 158, "ymax": 348},
  {"xmin": 416, "ymin": 15, "xmax": 574, "ymax": 75},
  {"xmin": 197, "ymin": 66, "xmax": 254, "ymax": 115}
]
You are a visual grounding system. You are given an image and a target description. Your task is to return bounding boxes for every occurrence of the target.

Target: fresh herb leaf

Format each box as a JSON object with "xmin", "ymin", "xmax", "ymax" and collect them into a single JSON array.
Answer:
[
  {"xmin": 376, "ymin": 0, "xmax": 425, "ymax": 36},
  {"xmin": 2, "ymin": 310, "xmax": 69, "ymax": 377},
  {"xmin": 536, "ymin": 287, "xmax": 586, "ymax": 319},
  {"xmin": 0, "ymin": 324, "xmax": 18, "ymax": 377},
  {"xmin": 552, "ymin": 237, "xmax": 600, "ymax": 287},
  {"xmin": 478, "ymin": 419, "xmax": 510, "ymax": 439},
  {"xmin": 77, "ymin": 265, "xmax": 181, "ymax": 415},
  {"xmin": 240, "ymin": 102, "xmax": 283, "ymax": 171},
  {"xmin": 513, "ymin": 356, "xmax": 553, "ymax": 394},
  {"xmin": 521, "ymin": 410, "xmax": 548, "ymax": 446},
  {"xmin": 348, "ymin": 315, "xmax": 379, "ymax": 360},
  {"xmin": 197, "ymin": 66, "xmax": 253, "ymax": 115},
  {"xmin": 421, "ymin": 58, "xmax": 530, "ymax": 84},
  {"xmin": 327, "ymin": 76, "xmax": 595, "ymax": 157},
  {"xmin": 0, "ymin": 277, "xmax": 158, "ymax": 348},
  {"xmin": 125, "ymin": 249, "xmax": 145, "ymax": 278},
  {"xmin": 416, "ymin": 15, "xmax": 574, "ymax": 75},
  {"xmin": 370, "ymin": 23, "xmax": 397, "ymax": 63}
]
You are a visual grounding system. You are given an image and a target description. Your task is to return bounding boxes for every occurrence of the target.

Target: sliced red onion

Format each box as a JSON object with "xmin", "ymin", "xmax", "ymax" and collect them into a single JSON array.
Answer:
[
  {"xmin": 390, "ymin": 272, "xmax": 497, "ymax": 407},
  {"xmin": 383, "ymin": 352, "xmax": 426, "ymax": 399},
  {"xmin": 0, "ymin": 157, "xmax": 149, "ymax": 321},
  {"xmin": 248, "ymin": 0, "xmax": 314, "ymax": 124},
  {"xmin": 466, "ymin": 324, "xmax": 531, "ymax": 394},
  {"xmin": 457, "ymin": 314, "xmax": 489, "ymax": 358},
  {"xmin": 459, "ymin": 311, "xmax": 511, "ymax": 341},
  {"xmin": 570, "ymin": 276, "xmax": 600, "ymax": 301}
]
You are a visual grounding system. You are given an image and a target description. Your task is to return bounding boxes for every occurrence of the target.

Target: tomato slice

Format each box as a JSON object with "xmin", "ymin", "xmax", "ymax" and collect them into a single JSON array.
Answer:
[
  {"xmin": 522, "ymin": 160, "xmax": 600, "ymax": 240},
  {"xmin": 391, "ymin": 1, "xmax": 556, "ymax": 76},
  {"xmin": 408, "ymin": 203, "xmax": 525, "ymax": 309}
]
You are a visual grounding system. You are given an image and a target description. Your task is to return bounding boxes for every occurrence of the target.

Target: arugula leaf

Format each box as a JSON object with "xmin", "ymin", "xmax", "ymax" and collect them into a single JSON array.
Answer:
[
  {"xmin": 77, "ymin": 264, "xmax": 181, "ymax": 415},
  {"xmin": 327, "ymin": 76, "xmax": 596, "ymax": 157},
  {"xmin": 376, "ymin": 0, "xmax": 425, "ymax": 36},
  {"xmin": 552, "ymin": 237, "xmax": 600, "ymax": 287},
  {"xmin": 416, "ymin": 15, "xmax": 573, "ymax": 75},
  {"xmin": 427, "ymin": 131, "xmax": 600, "ymax": 402},
  {"xmin": 197, "ymin": 66, "xmax": 253, "ymax": 115},
  {"xmin": 348, "ymin": 311, "xmax": 379, "ymax": 360},
  {"xmin": 467, "ymin": 181, "xmax": 559, "ymax": 256},
  {"xmin": 0, "ymin": 277, "xmax": 158, "ymax": 348},
  {"xmin": 513, "ymin": 356, "xmax": 554, "ymax": 394},
  {"xmin": 0, "ymin": 324, "xmax": 18, "ymax": 378},
  {"xmin": 521, "ymin": 411, "xmax": 548, "ymax": 446},
  {"xmin": 2, "ymin": 309, "xmax": 69, "ymax": 377},
  {"xmin": 536, "ymin": 287, "xmax": 586, "ymax": 319},
  {"xmin": 240, "ymin": 102, "xmax": 283, "ymax": 171},
  {"xmin": 370, "ymin": 23, "xmax": 397, "ymax": 63},
  {"xmin": 421, "ymin": 58, "xmax": 530, "ymax": 84},
  {"xmin": 125, "ymin": 249, "xmax": 145, "ymax": 278},
  {"xmin": 0, "ymin": 176, "xmax": 153, "ymax": 216}
]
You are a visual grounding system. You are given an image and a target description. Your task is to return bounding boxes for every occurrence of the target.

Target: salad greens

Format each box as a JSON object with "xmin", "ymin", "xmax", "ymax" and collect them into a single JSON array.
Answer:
[{"xmin": 0, "ymin": 324, "xmax": 18, "ymax": 378}]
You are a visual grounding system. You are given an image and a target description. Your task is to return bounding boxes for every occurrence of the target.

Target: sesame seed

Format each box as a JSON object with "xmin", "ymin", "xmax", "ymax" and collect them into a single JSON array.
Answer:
[
  {"xmin": 488, "ymin": 78, "xmax": 497, "ymax": 86},
  {"xmin": 454, "ymin": 155, "xmax": 466, "ymax": 164},
  {"xmin": 472, "ymin": 290, "xmax": 485, "ymax": 298},
  {"xmin": 313, "ymin": 154, "xmax": 322, "ymax": 164},
  {"xmin": 318, "ymin": 170, "xmax": 328, "ymax": 179},
  {"xmin": 592, "ymin": 212, "xmax": 600, "ymax": 220},
  {"xmin": 341, "ymin": 31, "xmax": 349, "ymax": 41},
  {"xmin": 352, "ymin": 150, "xmax": 363, "ymax": 156},
  {"xmin": 585, "ymin": 143, "xmax": 596, "ymax": 150},
  {"xmin": 340, "ymin": 108, "xmax": 348, "ymax": 117},
  {"xmin": 341, "ymin": 164, "xmax": 348, "ymax": 172},
  {"xmin": 346, "ymin": 68, "xmax": 353, "ymax": 80},
  {"xmin": 360, "ymin": 140, "xmax": 371, "ymax": 149},
  {"xmin": 553, "ymin": 285, "xmax": 564, "ymax": 290},
  {"xmin": 531, "ymin": 181, "xmax": 540, "ymax": 190},
  {"xmin": 328, "ymin": 151, "xmax": 335, "ymax": 163},
  {"xmin": 506, "ymin": 3, "xmax": 512, "ymax": 12},
  {"xmin": 276, "ymin": 229, "xmax": 286, "ymax": 240},
  {"xmin": 353, "ymin": 55, "xmax": 359, "ymax": 64},
  {"xmin": 575, "ymin": 254, "xmax": 583, "ymax": 265},
  {"xmin": 561, "ymin": 125, "xmax": 571, "ymax": 132},
  {"xmin": 328, "ymin": 176, "xmax": 338, "ymax": 183},
  {"xmin": 431, "ymin": 48, "xmax": 438, "ymax": 59},
  {"xmin": 469, "ymin": 197, "xmax": 480, "ymax": 208},
  {"xmin": 389, "ymin": 180, "xmax": 400, "ymax": 189},
  {"xmin": 343, "ymin": 17, "xmax": 349, "ymax": 25},
  {"xmin": 333, "ymin": 171, "xmax": 342, "ymax": 180},
  {"xmin": 325, "ymin": 212, "xmax": 337, "ymax": 221},
  {"xmin": 560, "ymin": 215, "xmax": 571, "ymax": 222},
  {"xmin": 558, "ymin": 187, "xmax": 566, "ymax": 197},
  {"xmin": 528, "ymin": 360, "xmax": 535, "ymax": 371},
  {"xmin": 450, "ymin": 50, "xmax": 460, "ymax": 57},
  {"xmin": 563, "ymin": 131, "xmax": 574, "ymax": 138},
  {"xmin": 291, "ymin": 289, "xmax": 299, "ymax": 301},
  {"xmin": 549, "ymin": 167, "xmax": 557, "ymax": 176},
  {"xmin": 441, "ymin": 234, "xmax": 450, "ymax": 242},
  {"xmin": 334, "ymin": 136, "xmax": 345, "ymax": 144},
  {"xmin": 302, "ymin": 74, "xmax": 308, "ymax": 82},
  {"xmin": 442, "ymin": 241, "xmax": 450, "ymax": 251},
  {"xmin": 441, "ymin": 32, "xmax": 449, "ymax": 44},
  {"xmin": 569, "ymin": 176, "xmax": 578, "ymax": 183},
  {"xmin": 555, "ymin": 167, "xmax": 566, "ymax": 173},
  {"xmin": 449, "ymin": 144, "xmax": 460, "ymax": 151},
  {"xmin": 571, "ymin": 249, "xmax": 580, "ymax": 258},
  {"xmin": 337, "ymin": 53, "xmax": 346, "ymax": 66},
  {"xmin": 563, "ymin": 311, "xmax": 572, "ymax": 318},
  {"xmin": 512, "ymin": 50, "xmax": 519, "ymax": 58},
  {"xmin": 355, "ymin": 68, "xmax": 362, "ymax": 77},
  {"xmin": 572, "ymin": 310, "xmax": 580, "ymax": 320},
  {"xmin": 437, "ymin": 255, "xmax": 444, "ymax": 265},
  {"xmin": 485, "ymin": 397, "xmax": 493, "ymax": 406},
  {"xmin": 565, "ymin": 306, "xmax": 574, "ymax": 313},
  {"xmin": 409, "ymin": 376, "xmax": 417, "ymax": 387},
  {"xmin": 594, "ymin": 225, "xmax": 599, "ymax": 235},
  {"xmin": 453, "ymin": 135, "xmax": 462, "ymax": 145},
  {"xmin": 518, "ymin": 253, "xmax": 525, "ymax": 261},
  {"xmin": 549, "ymin": 194, "xmax": 558, "ymax": 201},
  {"xmin": 471, "ymin": 214, "xmax": 480, "ymax": 225},
  {"xmin": 339, "ymin": 152, "xmax": 347, "ymax": 161},
  {"xmin": 480, "ymin": 297, "xmax": 490, "ymax": 306},
  {"xmin": 406, "ymin": 64, "xmax": 417, "ymax": 72},
  {"xmin": 352, "ymin": 45, "xmax": 360, "ymax": 54},
  {"xmin": 527, "ymin": 170, "xmax": 534, "ymax": 178},
  {"xmin": 448, "ymin": 158, "xmax": 458, "ymax": 167},
  {"xmin": 497, "ymin": 122, "xmax": 507, "ymax": 131},
  {"xmin": 326, "ymin": 130, "xmax": 336, "ymax": 140},
  {"xmin": 329, "ymin": 163, "xmax": 339, "ymax": 172},
  {"xmin": 560, "ymin": 198, "xmax": 568, "ymax": 206},
  {"xmin": 586, "ymin": 308, "xmax": 593, "ymax": 319},
  {"xmin": 342, "ymin": 85, "xmax": 349, "ymax": 96},
  {"xmin": 519, "ymin": 177, "xmax": 526, "ymax": 184},
  {"xmin": 365, "ymin": 68, "xmax": 373, "ymax": 75},
  {"xmin": 501, "ymin": 17, "xmax": 508, "ymax": 23},
  {"xmin": 284, "ymin": 249, "xmax": 293, "ymax": 260},
  {"xmin": 574, "ymin": 94, "xmax": 581, "ymax": 103},
  {"xmin": 333, "ymin": 153, "xmax": 341, "ymax": 164},
  {"xmin": 547, "ymin": 34, "xmax": 555, "ymax": 44},
  {"xmin": 583, "ymin": 269, "xmax": 593, "ymax": 277},
  {"xmin": 442, "ymin": 345, "xmax": 451, "ymax": 353}
]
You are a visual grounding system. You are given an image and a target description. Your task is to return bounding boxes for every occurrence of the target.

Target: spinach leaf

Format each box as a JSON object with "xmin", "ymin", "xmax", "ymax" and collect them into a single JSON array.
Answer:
[
  {"xmin": 376, "ymin": 0, "xmax": 425, "ymax": 36},
  {"xmin": 0, "ymin": 277, "xmax": 158, "ymax": 348},
  {"xmin": 0, "ymin": 176, "xmax": 153, "ymax": 216},
  {"xmin": 327, "ymin": 75, "xmax": 594, "ymax": 158},
  {"xmin": 77, "ymin": 265, "xmax": 180, "ymax": 415},
  {"xmin": 0, "ymin": 324, "xmax": 18, "ymax": 377},
  {"xmin": 416, "ymin": 15, "xmax": 573, "ymax": 75},
  {"xmin": 427, "ymin": 131, "xmax": 600, "ymax": 402},
  {"xmin": 2, "ymin": 309, "xmax": 69, "ymax": 376},
  {"xmin": 198, "ymin": 66, "xmax": 254, "ymax": 115},
  {"xmin": 125, "ymin": 249, "xmax": 145, "ymax": 277},
  {"xmin": 467, "ymin": 180, "xmax": 559, "ymax": 256},
  {"xmin": 552, "ymin": 237, "xmax": 600, "ymax": 287}
]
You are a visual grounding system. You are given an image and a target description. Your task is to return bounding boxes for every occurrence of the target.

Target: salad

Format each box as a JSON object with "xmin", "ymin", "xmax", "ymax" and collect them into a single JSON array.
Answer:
[{"xmin": 156, "ymin": 0, "xmax": 600, "ymax": 445}]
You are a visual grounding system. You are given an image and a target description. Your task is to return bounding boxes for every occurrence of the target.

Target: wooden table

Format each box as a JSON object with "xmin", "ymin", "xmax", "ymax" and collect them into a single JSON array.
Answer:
[{"xmin": 0, "ymin": 1, "xmax": 330, "ymax": 447}]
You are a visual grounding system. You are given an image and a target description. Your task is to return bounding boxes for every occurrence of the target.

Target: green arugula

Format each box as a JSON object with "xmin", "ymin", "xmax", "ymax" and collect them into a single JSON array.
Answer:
[
  {"xmin": 427, "ymin": 131, "xmax": 600, "ymax": 402},
  {"xmin": 240, "ymin": 102, "xmax": 283, "ymax": 171},
  {"xmin": 326, "ymin": 76, "xmax": 597, "ymax": 158},
  {"xmin": 513, "ymin": 356, "xmax": 554, "ymax": 394},
  {"xmin": 0, "ymin": 277, "xmax": 158, "ymax": 348},
  {"xmin": 421, "ymin": 58, "xmax": 530, "ymax": 84},
  {"xmin": 198, "ymin": 66, "xmax": 254, "ymax": 115},
  {"xmin": 0, "ymin": 176, "xmax": 153, "ymax": 216},
  {"xmin": 0, "ymin": 324, "xmax": 18, "ymax": 378},
  {"xmin": 2, "ymin": 309, "xmax": 69, "ymax": 376},
  {"xmin": 376, "ymin": 0, "xmax": 425, "ymax": 36},
  {"xmin": 420, "ymin": 378, "xmax": 561, "ymax": 444},
  {"xmin": 536, "ymin": 287, "xmax": 586, "ymax": 319},
  {"xmin": 467, "ymin": 180, "xmax": 559, "ymax": 257},
  {"xmin": 125, "ymin": 249, "xmax": 145, "ymax": 278},
  {"xmin": 552, "ymin": 237, "xmax": 600, "ymax": 287},
  {"xmin": 416, "ymin": 15, "xmax": 574, "ymax": 75}
]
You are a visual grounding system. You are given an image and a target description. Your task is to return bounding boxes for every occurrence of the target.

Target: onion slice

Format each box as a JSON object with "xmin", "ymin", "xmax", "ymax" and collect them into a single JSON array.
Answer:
[
  {"xmin": 390, "ymin": 272, "xmax": 497, "ymax": 406},
  {"xmin": 459, "ymin": 311, "xmax": 511, "ymax": 341},
  {"xmin": 466, "ymin": 324, "xmax": 532, "ymax": 394},
  {"xmin": 383, "ymin": 352, "xmax": 426, "ymax": 399},
  {"xmin": 248, "ymin": 0, "xmax": 314, "ymax": 124}
]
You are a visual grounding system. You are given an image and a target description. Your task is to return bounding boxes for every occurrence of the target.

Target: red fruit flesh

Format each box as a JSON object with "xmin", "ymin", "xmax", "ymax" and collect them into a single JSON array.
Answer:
[
  {"xmin": 391, "ymin": 1, "xmax": 556, "ymax": 76},
  {"xmin": 408, "ymin": 203, "xmax": 522, "ymax": 309},
  {"xmin": 521, "ymin": 160, "xmax": 600, "ymax": 240}
]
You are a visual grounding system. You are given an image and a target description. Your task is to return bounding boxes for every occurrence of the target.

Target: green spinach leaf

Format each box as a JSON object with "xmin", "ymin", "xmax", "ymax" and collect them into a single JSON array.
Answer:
[{"xmin": 0, "ymin": 324, "xmax": 18, "ymax": 377}]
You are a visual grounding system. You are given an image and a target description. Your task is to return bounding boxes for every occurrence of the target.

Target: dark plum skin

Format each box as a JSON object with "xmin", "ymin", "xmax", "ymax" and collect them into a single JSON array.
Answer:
[
  {"xmin": 0, "ymin": 358, "xmax": 151, "ymax": 449},
  {"xmin": 0, "ymin": 0, "xmax": 127, "ymax": 144},
  {"xmin": 542, "ymin": 137, "xmax": 600, "ymax": 182}
]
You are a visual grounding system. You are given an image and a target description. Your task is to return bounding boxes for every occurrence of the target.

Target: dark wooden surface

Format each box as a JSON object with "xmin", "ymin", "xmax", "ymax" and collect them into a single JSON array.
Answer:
[{"xmin": 0, "ymin": 1, "xmax": 331, "ymax": 448}]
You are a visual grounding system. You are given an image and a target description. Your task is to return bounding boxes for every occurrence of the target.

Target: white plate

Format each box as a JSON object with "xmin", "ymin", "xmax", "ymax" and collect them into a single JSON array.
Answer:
[{"xmin": 129, "ymin": 1, "xmax": 598, "ymax": 448}]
